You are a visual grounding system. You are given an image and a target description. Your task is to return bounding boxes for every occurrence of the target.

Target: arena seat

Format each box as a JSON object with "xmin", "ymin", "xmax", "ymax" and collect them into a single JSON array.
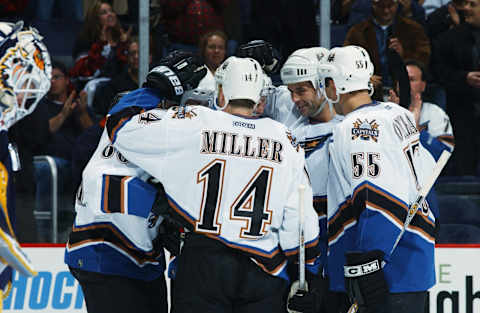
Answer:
[
  {"xmin": 437, "ymin": 224, "xmax": 480, "ymax": 244},
  {"xmin": 437, "ymin": 195, "xmax": 480, "ymax": 225}
]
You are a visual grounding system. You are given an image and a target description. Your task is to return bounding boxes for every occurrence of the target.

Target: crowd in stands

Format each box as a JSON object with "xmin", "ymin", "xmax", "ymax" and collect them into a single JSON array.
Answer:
[{"xmin": 0, "ymin": 0, "xmax": 479, "ymax": 242}]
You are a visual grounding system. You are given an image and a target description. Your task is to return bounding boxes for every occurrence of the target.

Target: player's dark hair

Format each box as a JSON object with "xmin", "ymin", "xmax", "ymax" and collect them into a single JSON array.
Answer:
[{"xmin": 228, "ymin": 99, "xmax": 255, "ymax": 109}]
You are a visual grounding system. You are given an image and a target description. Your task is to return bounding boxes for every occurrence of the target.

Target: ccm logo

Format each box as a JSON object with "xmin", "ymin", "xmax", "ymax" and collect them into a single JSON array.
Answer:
[{"xmin": 345, "ymin": 260, "xmax": 380, "ymax": 277}]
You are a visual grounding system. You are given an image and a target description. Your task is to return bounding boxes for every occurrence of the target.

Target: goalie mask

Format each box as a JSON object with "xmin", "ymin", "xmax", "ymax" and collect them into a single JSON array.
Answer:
[
  {"xmin": 214, "ymin": 56, "xmax": 264, "ymax": 110},
  {"xmin": 0, "ymin": 21, "xmax": 51, "ymax": 131},
  {"xmin": 318, "ymin": 45, "xmax": 374, "ymax": 104}
]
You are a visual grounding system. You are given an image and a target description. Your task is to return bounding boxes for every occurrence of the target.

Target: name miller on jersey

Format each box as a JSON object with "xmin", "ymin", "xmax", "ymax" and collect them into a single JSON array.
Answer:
[{"xmin": 200, "ymin": 130, "xmax": 284, "ymax": 163}]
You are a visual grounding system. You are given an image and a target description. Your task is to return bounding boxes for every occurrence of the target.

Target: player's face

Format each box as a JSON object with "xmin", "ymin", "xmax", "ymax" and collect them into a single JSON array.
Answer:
[
  {"xmin": 204, "ymin": 35, "xmax": 226, "ymax": 72},
  {"xmin": 465, "ymin": 0, "xmax": 480, "ymax": 27},
  {"xmin": 287, "ymin": 81, "xmax": 322, "ymax": 117},
  {"xmin": 406, "ymin": 65, "xmax": 426, "ymax": 96},
  {"xmin": 98, "ymin": 3, "xmax": 117, "ymax": 28}
]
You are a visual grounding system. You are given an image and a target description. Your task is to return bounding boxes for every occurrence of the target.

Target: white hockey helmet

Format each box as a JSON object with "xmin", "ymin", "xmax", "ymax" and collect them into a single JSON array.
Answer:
[
  {"xmin": 280, "ymin": 47, "xmax": 329, "ymax": 89},
  {"xmin": 0, "ymin": 21, "xmax": 51, "ymax": 131},
  {"xmin": 214, "ymin": 56, "xmax": 264, "ymax": 110},
  {"xmin": 318, "ymin": 45, "xmax": 374, "ymax": 96}
]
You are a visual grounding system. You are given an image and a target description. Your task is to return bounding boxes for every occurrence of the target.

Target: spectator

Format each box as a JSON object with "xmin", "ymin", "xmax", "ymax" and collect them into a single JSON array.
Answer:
[
  {"xmin": 34, "ymin": 60, "xmax": 94, "ymax": 240},
  {"xmin": 347, "ymin": 0, "xmax": 427, "ymax": 27},
  {"xmin": 426, "ymin": 0, "xmax": 466, "ymax": 41},
  {"xmin": 93, "ymin": 37, "xmax": 144, "ymax": 117},
  {"xmin": 431, "ymin": 0, "xmax": 480, "ymax": 175},
  {"xmin": 344, "ymin": 0, "xmax": 431, "ymax": 91},
  {"xmin": 70, "ymin": 0, "xmax": 131, "ymax": 88},
  {"xmin": 197, "ymin": 30, "xmax": 228, "ymax": 91},
  {"xmin": 389, "ymin": 60, "xmax": 455, "ymax": 157},
  {"xmin": 162, "ymin": 0, "xmax": 230, "ymax": 51}
]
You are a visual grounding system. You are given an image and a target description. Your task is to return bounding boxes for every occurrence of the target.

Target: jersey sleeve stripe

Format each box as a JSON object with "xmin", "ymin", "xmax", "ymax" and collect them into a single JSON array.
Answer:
[
  {"xmin": 328, "ymin": 182, "xmax": 435, "ymax": 244},
  {"xmin": 313, "ymin": 196, "xmax": 327, "ymax": 217},
  {"xmin": 106, "ymin": 106, "xmax": 145, "ymax": 144}
]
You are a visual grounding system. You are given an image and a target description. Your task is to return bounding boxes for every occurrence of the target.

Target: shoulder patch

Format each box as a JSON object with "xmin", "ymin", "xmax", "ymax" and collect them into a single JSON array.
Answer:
[
  {"xmin": 351, "ymin": 118, "xmax": 379, "ymax": 142},
  {"xmin": 171, "ymin": 106, "xmax": 198, "ymax": 119},
  {"xmin": 138, "ymin": 112, "xmax": 162, "ymax": 124}
]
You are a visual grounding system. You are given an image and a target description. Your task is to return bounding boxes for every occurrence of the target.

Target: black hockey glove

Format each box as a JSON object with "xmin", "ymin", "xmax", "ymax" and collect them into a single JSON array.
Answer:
[
  {"xmin": 236, "ymin": 40, "xmax": 281, "ymax": 74},
  {"xmin": 143, "ymin": 50, "xmax": 207, "ymax": 103},
  {"xmin": 344, "ymin": 250, "xmax": 389, "ymax": 313},
  {"xmin": 287, "ymin": 271, "xmax": 328, "ymax": 313},
  {"xmin": 150, "ymin": 179, "xmax": 185, "ymax": 256}
]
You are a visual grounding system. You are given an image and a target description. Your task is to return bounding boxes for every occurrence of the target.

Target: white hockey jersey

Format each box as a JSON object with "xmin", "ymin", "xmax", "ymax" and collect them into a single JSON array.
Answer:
[
  {"xmin": 65, "ymin": 88, "xmax": 167, "ymax": 281},
  {"xmin": 327, "ymin": 101, "xmax": 437, "ymax": 293},
  {"xmin": 264, "ymin": 85, "xmax": 343, "ymax": 267},
  {"xmin": 108, "ymin": 105, "xmax": 321, "ymax": 279}
]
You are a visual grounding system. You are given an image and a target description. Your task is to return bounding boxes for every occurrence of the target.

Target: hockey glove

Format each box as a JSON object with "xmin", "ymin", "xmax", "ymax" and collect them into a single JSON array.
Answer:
[
  {"xmin": 344, "ymin": 250, "xmax": 389, "ymax": 313},
  {"xmin": 150, "ymin": 179, "xmax": 185, "ymax": 256},
  {"xmin": 236, "ymin": 40, "xmax": 281, "ymax": 74},
  {"xmin": 287, "ymin": 271, "xmax": 328, "ymax": 313},
  {"xmin": 143, "ymin": 50, "xmax": 207, "ymax": 103}
]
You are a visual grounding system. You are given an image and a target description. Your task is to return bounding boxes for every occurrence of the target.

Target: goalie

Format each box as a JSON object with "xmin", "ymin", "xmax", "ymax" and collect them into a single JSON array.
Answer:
[{"xmin": 0, "ymin": 20, "xmax": 52, "ymax": 308}]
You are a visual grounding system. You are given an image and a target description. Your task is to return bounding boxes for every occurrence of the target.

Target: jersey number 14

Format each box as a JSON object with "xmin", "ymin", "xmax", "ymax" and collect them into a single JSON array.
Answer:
[{"xmin": 195, "ymin": 159, "xmax": 273, "ymax": 239}]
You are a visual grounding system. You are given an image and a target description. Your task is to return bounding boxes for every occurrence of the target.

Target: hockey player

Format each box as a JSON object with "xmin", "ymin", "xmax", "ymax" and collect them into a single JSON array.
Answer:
[
  {"xmin": 64, "ymin": 51, "xmax": 207, "ymax": 313},
  {"xmin": 319, "ymin": 45, "xmax": 438, "ymax": 313},
  {"xmin": 0, "ymin": 20, "xmax": 51, "ymax": 306},
  {"xmin": 238, "ymin": 42, "xmax": 342, "ymax": 312},
  {"xmin": 107, "ymin": 56, "xmax": 321, "ymax": 313}
]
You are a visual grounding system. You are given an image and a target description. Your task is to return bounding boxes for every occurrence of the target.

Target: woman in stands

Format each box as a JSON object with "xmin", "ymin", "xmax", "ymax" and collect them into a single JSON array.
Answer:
[
  {"xmin": 197, "ymin": 30, "xmax": 228, "ymax": 90},
  {"xmin": 70, "ymin": 0, "xmax": 131, "ymax": 88}
]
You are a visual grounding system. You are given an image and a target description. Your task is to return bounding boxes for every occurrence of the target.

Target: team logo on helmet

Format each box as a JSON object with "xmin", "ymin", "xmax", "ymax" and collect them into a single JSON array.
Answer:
[{"xmin": 351, "ymin": 119, "xmax": 379, "ymax": 142}]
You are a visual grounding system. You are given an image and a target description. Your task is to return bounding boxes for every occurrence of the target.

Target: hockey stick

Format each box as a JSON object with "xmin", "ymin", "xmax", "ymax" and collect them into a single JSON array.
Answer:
[
  {"xmin": 347, "ymin": 150, "xmax": 451, "ymax": 313},
  {"xmin": 298, "ymin": 184, "xmax": 307, "ymax": 291}
]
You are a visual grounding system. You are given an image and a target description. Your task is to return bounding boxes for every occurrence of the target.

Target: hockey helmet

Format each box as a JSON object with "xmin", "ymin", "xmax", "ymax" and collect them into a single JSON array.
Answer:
[
  {"xmin": 214, "ymin": 56, "xmax": 264, "ymax": 110},
  {"xmin": 318, "ymin": 45, "xmax": 374, "ymax": 97},
  {"xmin": 280, "ymin": 47, "xmax": 329, "ymax": 89}
]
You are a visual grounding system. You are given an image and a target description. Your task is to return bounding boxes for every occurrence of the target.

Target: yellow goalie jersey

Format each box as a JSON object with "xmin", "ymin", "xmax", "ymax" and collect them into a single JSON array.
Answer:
[{"xmin": 107, "ymin": 105, "xmax": 320, "ymax": 279}]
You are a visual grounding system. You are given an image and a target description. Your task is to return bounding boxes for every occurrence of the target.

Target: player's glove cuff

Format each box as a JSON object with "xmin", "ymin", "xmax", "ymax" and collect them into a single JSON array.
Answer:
[{"xmin": 344, "ymin": 250, "xmax": 388, "ymax": 312}]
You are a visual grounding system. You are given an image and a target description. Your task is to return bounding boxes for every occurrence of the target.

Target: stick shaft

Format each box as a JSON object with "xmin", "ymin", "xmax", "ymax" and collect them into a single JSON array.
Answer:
[{"xmin": 298, "ymin": 184, "xmax": 306, "ymax": 291}]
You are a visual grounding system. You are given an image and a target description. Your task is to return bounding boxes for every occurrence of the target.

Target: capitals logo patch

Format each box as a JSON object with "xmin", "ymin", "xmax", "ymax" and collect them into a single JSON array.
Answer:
[{"xmin": 351, "ymin": 119, "xmax": 379, "ymax": 142}]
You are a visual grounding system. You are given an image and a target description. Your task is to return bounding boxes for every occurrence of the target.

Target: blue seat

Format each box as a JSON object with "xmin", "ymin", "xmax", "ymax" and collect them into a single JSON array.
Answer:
[
  {"xmin": 437, "ymin": 195, "xmax": 480, "ymax": 225},
  {"xmin": 437, "ymin": 224, "xmax": 480, "ymax": 244}
]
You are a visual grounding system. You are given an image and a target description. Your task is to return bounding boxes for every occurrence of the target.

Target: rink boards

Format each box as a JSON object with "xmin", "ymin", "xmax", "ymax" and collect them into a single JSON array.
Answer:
[{"xmin": 2, "ymin": 244, "xmax": 479, "ymax": 313}]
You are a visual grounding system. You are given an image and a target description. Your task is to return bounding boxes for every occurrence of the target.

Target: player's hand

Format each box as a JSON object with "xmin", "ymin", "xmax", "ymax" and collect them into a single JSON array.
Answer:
[
  {"xmin": 0, "ymin": 229, "xmax": 36, "ymax": 277},
  {"xmin": 236, "ymin": 40, "xmax": 281, "ymax": 74},
  {"xmin": 466, "ymin": 71, "xmax": 480, "ymax": 88},
  {"xmin": 287, "ymin": 273, "xmax": 327, "ymax": 313},
  {"xmin": 144, "ymin": 50, "xmax": 207, "ymax": 102},
  {"xmin": 344, "ymin": 250, "xmax": 389, "ymax": 313},
  {"xmin": 388, "ymin": 38, "xmax": 404, "ymax": 58}
]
